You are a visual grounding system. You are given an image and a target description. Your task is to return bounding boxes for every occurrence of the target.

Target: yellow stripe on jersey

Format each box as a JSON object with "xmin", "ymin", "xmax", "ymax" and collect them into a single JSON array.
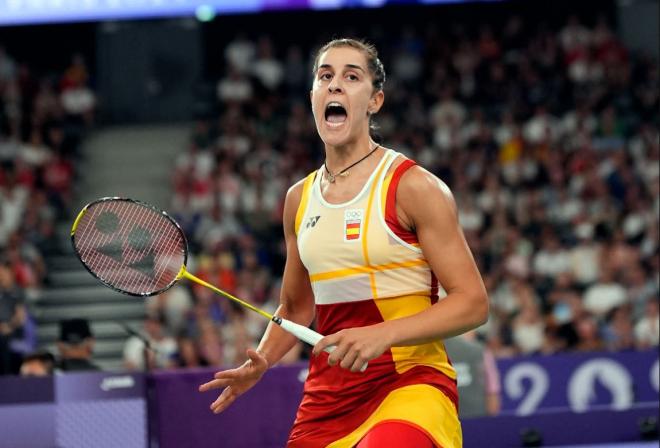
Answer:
[
  {"xmin": 295, "ymin": 172, "xmax": 316, "ymax": 236},
  {"xmin": 374, "ymin": 294, "xmax": 456, "ymax": 379},
  {"xmin": 326, "ymin": 385, "xmax": 462, "ymax": 448},
  {"xmin": 361, "ymin": 158, "xmax": 390, "ymax": 300},
  {"xmin": 308, "ymin": 258, "xmax": 428, "ymax": 282},
  {"xmin": 361, "ymin": 155, "xmax": 389, "ymax": 267},
  {"xmin": 380, "ymin": 171, "xmax": 393, "ymax": 216}
]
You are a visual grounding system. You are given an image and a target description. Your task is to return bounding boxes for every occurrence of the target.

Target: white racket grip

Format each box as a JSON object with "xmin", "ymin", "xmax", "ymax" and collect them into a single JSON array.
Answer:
[{"xmin": 277, "ymin": 318, "xmax": 368, "ymax": 372}]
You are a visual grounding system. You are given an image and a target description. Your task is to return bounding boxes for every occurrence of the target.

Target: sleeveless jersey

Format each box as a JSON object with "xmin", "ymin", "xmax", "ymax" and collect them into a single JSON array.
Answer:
[{"xmin": 288, "ymin": 149, "xmax": 460, "ymax": 448}]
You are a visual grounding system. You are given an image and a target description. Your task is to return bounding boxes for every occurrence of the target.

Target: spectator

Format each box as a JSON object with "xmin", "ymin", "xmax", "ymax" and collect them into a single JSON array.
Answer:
[
  {"xmin": 145, "ymin": 284, "xmax": 193, "ymax": 335},
  {"xmin": 251, "ymin": 36, "xmax": 284, "ymax": 92},
  {"xmin": 56, "ymin": 318, "xmax": 100, "ymax": 372},
  {"xmin": 634, "ymin": 299, "xmax": 659, "ymax": 349},
  {"xmin": 603, "ymin": 305, "xmax": 636, "ymax": 351},
  {"xmin": 123, "ymin": 313, "xmax": 178, "ymax": 371},
  {"xmin": 445, "ymin": 331, "xmax": 501, "ymax": 418},
  {"xmin": 583, "ymin": 267, "xmax": 627, "ymax": 318},
  {"xmin": 19, "ymin": 349, "xmax": 55, "ymax": 377},
  {"xmin": 216, "ymin": 64, "xmax": 254, "ymax": 104},
  {"xmin": 0, "ymin": 262, "xmax": 26, "ymax": 375},
  {"xmin": 223, "ymin": 33, "xmax": 256, "ymax": 75},
  {"xmin": 511, "ymin": 294, "xmax": 546, "ymax": 355},
  {"xmin": 569, "ymin": 220, "xmax": 602, "ymax": 287}
]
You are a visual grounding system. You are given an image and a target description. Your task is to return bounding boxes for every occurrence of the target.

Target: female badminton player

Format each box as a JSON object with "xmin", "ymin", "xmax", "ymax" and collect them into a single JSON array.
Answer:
[{"xmin": 199, "ymin": 38, "xmax": 489, "ymax": 448}]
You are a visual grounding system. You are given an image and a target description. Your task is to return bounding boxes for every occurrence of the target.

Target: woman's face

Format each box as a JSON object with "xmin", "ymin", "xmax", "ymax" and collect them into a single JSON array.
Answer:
[{"xmin": 310, "ymin": 46, "xmax": 383, "ymax": 148}]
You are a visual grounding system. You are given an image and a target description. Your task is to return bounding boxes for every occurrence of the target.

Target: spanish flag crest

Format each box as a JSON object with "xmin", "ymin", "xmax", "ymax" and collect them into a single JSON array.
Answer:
[{"xmin": 344, "ymin": 209, "xmax": 363, "ymax": 242}]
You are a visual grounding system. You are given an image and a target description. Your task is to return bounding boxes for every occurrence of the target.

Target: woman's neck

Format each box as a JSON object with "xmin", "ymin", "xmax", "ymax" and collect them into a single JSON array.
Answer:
[{"xmin": 324, "ymin": 136, "xmax": 377, "ymax": 172}]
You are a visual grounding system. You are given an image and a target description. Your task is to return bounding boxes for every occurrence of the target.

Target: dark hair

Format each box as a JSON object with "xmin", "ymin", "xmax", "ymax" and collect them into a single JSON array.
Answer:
[
  {"xmin": 22, "ymin": 350, "xmax": 56, "ymax": 372},
  {"xmin": 59, "ymin": 318, "xmax": 93, "ymax": 344},
  {"xmin": 312, "ymin": 38, "xmax": 386, "ymax": 92}
]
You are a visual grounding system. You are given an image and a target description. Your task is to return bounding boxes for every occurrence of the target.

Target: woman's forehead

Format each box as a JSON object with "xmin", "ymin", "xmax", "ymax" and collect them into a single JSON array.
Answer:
[{"xmin": 318, "ymin": 46, "xmax": 367, "ymax": 70}]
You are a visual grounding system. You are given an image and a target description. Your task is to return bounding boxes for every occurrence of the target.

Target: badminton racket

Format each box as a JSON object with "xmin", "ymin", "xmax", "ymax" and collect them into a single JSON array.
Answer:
[{"xmin": 70, "ymin": 197, "xmax": 367, "ymax": 371}]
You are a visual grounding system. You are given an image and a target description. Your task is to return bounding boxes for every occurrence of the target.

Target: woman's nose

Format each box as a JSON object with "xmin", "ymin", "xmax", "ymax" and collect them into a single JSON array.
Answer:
[{"xmin": 328, "ymin": 78, "xmax": 342, "ymax": 93}]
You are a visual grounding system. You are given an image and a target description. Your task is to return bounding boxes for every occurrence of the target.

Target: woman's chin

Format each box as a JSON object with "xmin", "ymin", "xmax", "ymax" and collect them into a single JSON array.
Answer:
[{"xmin": 319, "ymin": 127, "xmax": 354, "ymax": 147}]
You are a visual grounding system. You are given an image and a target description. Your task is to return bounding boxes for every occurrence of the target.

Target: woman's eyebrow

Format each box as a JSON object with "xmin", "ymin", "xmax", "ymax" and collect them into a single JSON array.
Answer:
[{"xmin": 318, "ymin": 63, "xmax": 366, "ymax": 73}]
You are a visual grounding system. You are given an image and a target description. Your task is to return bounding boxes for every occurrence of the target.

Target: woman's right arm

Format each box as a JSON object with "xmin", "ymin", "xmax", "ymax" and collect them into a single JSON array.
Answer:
[
  {"xmin": 198, "ymin": 180, "xmax": 315, "ymax": 414},
  {"xmin": 255, "ymin": 179, "xmax": 316, "ymax": 365}
]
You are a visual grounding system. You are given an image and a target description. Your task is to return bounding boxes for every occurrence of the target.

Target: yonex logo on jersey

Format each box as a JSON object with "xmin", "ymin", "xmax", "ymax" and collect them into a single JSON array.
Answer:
[
  {"xmin": 344, "ymin": 209, "xmax": 363, "ymax": 242},
  {"xmin": 306, "ymin": 216, "xmax": 321, "ymax": 229}
]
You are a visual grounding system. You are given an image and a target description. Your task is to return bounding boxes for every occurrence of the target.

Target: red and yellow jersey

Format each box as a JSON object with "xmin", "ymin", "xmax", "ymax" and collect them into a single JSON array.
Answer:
[{"xmin": 289, "ymin": 149, "xmax": 460, "ymax": 448}]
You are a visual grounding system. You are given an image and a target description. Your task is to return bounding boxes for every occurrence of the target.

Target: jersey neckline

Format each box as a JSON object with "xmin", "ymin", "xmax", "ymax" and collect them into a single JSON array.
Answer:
[{"xmin": 313, "ymin": 148, "xmax": 393, "ymax": 209}]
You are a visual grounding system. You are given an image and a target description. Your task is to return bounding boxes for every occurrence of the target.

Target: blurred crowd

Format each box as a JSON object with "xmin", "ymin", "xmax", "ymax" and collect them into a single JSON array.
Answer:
[
  {"xmin": 0, "ymin": 9, "xmax": 657, "ymax": 377},
  {"xmin": 0, "ymin": 45, "xmax": 95, "ymax": 374},
  {"xmin": 158, "ymin": 13, "xmax": 658, "ymax": 370}
]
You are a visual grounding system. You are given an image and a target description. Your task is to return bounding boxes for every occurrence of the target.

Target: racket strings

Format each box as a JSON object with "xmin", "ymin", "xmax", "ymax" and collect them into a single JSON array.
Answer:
[
  {"xmin": 73, "ymin": 200, "xmax": 186, "ymax": 295},
  {"xmin": 89, "ymin": 200, "xmax": 144, "ymax": 288},
  {"xmin": 80, "ymin": 201, "xmax": 146, "ymax": 290}
]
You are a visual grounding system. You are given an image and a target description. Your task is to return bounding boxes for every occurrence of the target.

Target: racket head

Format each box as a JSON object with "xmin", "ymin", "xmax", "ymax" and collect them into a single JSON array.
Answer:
[{"xmin": 71, "ymin": 197, "xmax": 188, "ymax": 297}]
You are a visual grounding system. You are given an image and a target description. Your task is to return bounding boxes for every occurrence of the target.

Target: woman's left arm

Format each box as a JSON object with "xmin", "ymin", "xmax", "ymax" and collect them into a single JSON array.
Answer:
[
  {"xmin": 313, "ymin": 166, "xmax": 489, "ymax": 371},
  {"xmin": 385, "ymin": 165, "xmax": 489, "ymax": 345}
]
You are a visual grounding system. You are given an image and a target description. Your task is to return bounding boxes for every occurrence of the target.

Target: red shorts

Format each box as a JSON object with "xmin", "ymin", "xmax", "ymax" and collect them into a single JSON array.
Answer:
[{"xmin": 356, "ymin": 421, "xmax": 435, "ymax": 448}]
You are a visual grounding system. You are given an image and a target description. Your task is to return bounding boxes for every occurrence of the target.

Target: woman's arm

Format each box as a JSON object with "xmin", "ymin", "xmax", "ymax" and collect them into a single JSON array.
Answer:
[
  {"xmin": 199, "ymin": 180, "xmax": 315, "ymax": 413},
  {"xmin": 256, "ymin": 180, "xmax": 316, "ymax": 367},
  {"xmin": 384, "ymin": 165, "xmax": 489, "ymax": 345}
]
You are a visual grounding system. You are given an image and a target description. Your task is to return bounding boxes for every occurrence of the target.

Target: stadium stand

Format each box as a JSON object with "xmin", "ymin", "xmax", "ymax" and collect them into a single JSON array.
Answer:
[{"xmin": 0, "ymin": 1, "xmax": 657, "ymax": 376}]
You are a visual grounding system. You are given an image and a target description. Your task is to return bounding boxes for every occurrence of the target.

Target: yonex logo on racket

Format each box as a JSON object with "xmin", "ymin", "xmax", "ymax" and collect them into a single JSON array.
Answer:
[
  {"xmin": 72, "ymin": 198, "xmax": 188, "ymax": 296},
  {"xmin": 95, "ymin": 210, "xmax": 157, "ymax": 278}
]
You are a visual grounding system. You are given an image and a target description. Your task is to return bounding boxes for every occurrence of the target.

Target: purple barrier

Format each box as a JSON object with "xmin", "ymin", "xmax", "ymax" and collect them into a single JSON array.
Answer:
[
  {"xmin": 497, "ymin": 349, "xmax": 659, "ymax": 415},
  {"xmin": 2, "ymin": 350, "xmax": 658, "ymax": 448},
  {"xmin": 0, "ymin": 376, "xmax": 55, "ymax": 448},
  {"xmin": 152, "ymin": 364, "xmax": 307, "ymax": 448},
  {"xmin": 0, "ymin": 372, "xmax": 147, "ymax": 448},
  {"xmin": 55, "ymin": 372, "xmax": 147, "ymax": 448},
  {"xmin": 462, "ymin": 407, "xmax": 659, "ymax": 448},
  {"xmin": 153, "ymin": 352, "xmax": 659, "ymax": 447}
]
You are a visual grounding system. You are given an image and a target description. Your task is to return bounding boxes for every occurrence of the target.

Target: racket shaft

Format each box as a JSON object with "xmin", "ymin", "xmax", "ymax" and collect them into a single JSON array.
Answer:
[
  {"xmin": 278, "ymin": 319, "xmax": 368, "ymax": 372},
  {"xmin": 182, "ymin": 271, "xmax": 273, "ymax": 320},
  {"xmin": 184, "ymin": 271, "xmax": 368, "ymax": 372}
]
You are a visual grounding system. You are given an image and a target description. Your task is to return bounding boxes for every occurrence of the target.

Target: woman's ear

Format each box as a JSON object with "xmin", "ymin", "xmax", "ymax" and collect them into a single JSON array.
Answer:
[{"xmin": 369, "ymin": 90, "xmax": 385, "ymax": 115}]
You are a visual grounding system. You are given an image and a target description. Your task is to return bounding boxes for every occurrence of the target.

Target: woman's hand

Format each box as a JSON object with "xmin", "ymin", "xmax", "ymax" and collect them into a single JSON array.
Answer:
[
  {"xmin": 312, "ymin": 324, "xmax": 392, "ymax": 372},
  {"xmin": 198, "ymin": 348, "xmax": 269, "ymax": 414}
]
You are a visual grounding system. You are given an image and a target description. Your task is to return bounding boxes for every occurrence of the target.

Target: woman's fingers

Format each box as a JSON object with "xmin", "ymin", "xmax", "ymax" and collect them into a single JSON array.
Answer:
[
  {"xmin": 339, "ymin": 349, "xmax": 358, "ymax": 370},
  {"xmin": 326, "ymin": 343, "xmax": 350, "ymax": 366},
  {"xmin": 199, "ymin": 377, "xmax": 232, "ymax": 392},
  {"xmin": 350, "ymin": 356, "xmax": 368, "ymax": 373},
  {"xmin": 211, "ymin": 386, "xmax": 236, "ymax": 414}
]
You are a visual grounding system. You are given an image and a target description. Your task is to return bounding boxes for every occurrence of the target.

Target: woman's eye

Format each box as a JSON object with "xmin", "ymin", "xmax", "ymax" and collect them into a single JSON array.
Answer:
[
  {"xmin": 347, "ymin": 74, "xmax": 358, "ymax": 81},
  {"xmin": 320, "ymin": 73, "xmax": 332, "ymax": 80}
]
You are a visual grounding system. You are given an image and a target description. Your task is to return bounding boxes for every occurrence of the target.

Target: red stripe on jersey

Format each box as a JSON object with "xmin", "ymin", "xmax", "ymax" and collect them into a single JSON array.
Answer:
[
  {"xmin": 346, "ymin": 234, "xmax": 360, "ymax": 240},
  {"xmin": 385, "ymin": 160, "xmax": 418, "ymax": 244},
  {"xmin": 346, "ymin": 223, "xmax": 361, "ymax": 229}
]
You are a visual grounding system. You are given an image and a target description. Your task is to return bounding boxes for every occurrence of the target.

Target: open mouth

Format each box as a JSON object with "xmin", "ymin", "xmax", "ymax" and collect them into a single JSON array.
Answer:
[{"xmin": 324, "ymin": 102, "xmax": 347, "ymax": 126}]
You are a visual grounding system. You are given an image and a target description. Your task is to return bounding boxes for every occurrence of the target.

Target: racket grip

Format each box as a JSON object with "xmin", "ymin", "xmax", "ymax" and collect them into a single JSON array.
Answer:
[{"xmin": 277, "ymin": 318, "xmax": 368, "ymax": 372}]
